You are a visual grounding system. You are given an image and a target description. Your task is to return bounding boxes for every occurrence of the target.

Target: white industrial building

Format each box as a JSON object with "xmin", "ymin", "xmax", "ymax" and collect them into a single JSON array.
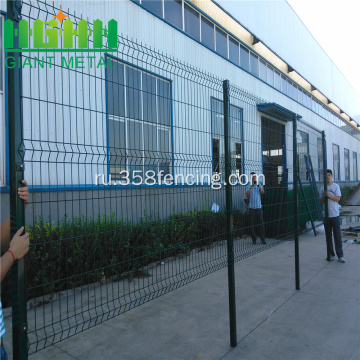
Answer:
[{"xmin": 0, "ymin": 0, "xmax": 359, "ymax": 222}]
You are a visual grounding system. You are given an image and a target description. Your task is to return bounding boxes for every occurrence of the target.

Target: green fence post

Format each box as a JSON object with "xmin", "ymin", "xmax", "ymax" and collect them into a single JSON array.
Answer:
[
  {"xmin": 322, "ymin": 131, "xmax": 329, "ymax": 260},
  {"xmin": 7, "ymin": 1, "xmax": 28, "ymax": 359},
  {"xmin": 293, "ymin": 116, "xmax": 300, "ymax": 290},
  {"xmin": 223, "ymin": 80, "xmax": 237, "ymax": 347}
]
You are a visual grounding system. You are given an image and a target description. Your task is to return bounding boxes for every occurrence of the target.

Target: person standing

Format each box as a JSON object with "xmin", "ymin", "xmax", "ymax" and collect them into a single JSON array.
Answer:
[
  {"xmin": 0, "ymin": 180, "xmax": 30, "ymax": 359},
  {"xmin": 246, "ymin": 172, "xmax": 266, "ymax": 245},
  {"xmin": 320, "ymin": 169, "xmax": 345, "ymax": 263}
]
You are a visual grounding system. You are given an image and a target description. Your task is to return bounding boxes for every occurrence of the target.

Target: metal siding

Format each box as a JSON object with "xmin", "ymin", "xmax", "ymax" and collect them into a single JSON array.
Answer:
[
  {"xmin": 216, "ymin": 0, "xmax": 360, "ymax": 121},
  {"xmin": 2, "ymin": 0, "xmax": 359, "ymax": 187}
]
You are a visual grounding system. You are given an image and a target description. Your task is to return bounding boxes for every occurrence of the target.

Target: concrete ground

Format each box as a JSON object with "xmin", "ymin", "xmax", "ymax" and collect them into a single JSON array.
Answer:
[{"xmin": 13, "ymin": 228, "xmax": 357, "ymax": 360}]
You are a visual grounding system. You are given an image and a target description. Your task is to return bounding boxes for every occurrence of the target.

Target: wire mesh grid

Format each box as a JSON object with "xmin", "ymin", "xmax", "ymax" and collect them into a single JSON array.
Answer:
[{"xmin": 3, "ymin": 1, "xmax": 325, "ymax": 355}]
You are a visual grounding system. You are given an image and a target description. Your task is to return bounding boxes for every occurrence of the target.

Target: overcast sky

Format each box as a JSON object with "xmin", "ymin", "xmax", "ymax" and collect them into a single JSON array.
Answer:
[{"xmin": 286, "ymin": 0, "xmax": 360, "ymax": 96}]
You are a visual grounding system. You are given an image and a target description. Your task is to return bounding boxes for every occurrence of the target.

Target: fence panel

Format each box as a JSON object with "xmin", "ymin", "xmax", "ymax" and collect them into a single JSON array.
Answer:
[{"xmin": 4, "ymin": 1, "xmax": 311, "ymax": 355}]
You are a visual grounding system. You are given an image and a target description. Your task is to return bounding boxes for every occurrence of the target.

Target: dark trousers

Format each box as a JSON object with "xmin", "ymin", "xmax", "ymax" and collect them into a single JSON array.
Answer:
[
  {"xmin": 249, "ymin": 208, "xmax": 265, "ymax": 243},
  {"xmin": 0, "ymin": 344, "xmax": 8, "ymax": 360},
  {"xmin": 324, "ymin": 216, "xmax": 343, "ymax": 258}
]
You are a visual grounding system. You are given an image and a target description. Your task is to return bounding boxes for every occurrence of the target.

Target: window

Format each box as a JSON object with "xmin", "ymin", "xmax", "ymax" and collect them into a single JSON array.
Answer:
[
  {"xmin": 267, "ymin": 66, "xmax": 274, "ymax": 86},
  {"xmin": 317, "ymin": 137, "xmax": 324, "ymax": 181},
  {"xmin": 250, "ymin": 52, "xmax": 258, "ymax": 76},
  {"xmin": 292, "ymin": 83, "xmax": 297, "ymax": 101},
  {"xmin": 229, "ymin": 37, "xmax": 239, "ymax": 65},
  {"xmin": 286, "ymin": 79, "xmax": 292, "ymax": 98},
  {"xmin": 215, "ymin": 26, "xmax": 227, "ymax": 58},
  {"xmin": 306, "ymin": 93, "xmax": 311, "ymax": 109},
  {"xmin": 0, "ymin": 17, "xmax": 3, "ymax": 91},
  {"xmin": 281, "ymin": 75, "xmax": 287, "ymax": 94},
  {"xmin": 201, "ymin": 16, "xmax": 214, "ymax": 50},
  {"xmin": 301, "ymin": 90, "xmax": 307, "ymax": 106},
  {"xmin": 240, "ymin": 45, "xmax": 249, "ymax": 72},
  {"xmin": 332, "ymin": 144, "xmax": 340, "ymax": 181},
  {"xmin": 259, "ymin": 59, "xmax": 267, "ymax": 82},
  {"xmin": 164, "ymin": 0, "xmax": 182, "ymax": 29},
  {"xmin": 297, "ymin": 131, "xmax": 308, "ymax": 181},
  {"xmin": 344, "ymin": 148, "xmax": 350, "ymax": 181},
  {"xmin": 142, "ymin": 0, "xmax": 162, "ymax": 17},
  {"xmin": 184, "ymin": 3, "xmax": 200, "ymax": 40},
  {"xmin": 106, "ymin": 58, "xmax": 172, "ymax": 182},
  {"xmin": 274, "ymin": 70, "xmax": 281, "ymax": 90},
  {"xmin": 211, "ymin": 99, "xmax": 243, "ymax": 180},
  {"xmin": 298, "ymin": 89, "xmax": 303, "ymax": 104},
  {"xmin": 354, "ymin": 152, "xmax": 358, "ymax": 180}
]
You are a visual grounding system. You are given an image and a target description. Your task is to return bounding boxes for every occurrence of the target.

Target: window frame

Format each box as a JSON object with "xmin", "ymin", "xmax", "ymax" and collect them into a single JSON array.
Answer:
[
  {"xmin": 106, "ymin": 57, "xmax": 173, "ymax": 185},
  {"xmin": 211, "ymin": 97, "xmax": 244, "ymax": 182},
  {"xmin": 332, "ymin": 144, "xmax": 340, "ymax": 181},
  {"xmin": 353, "ymin": 151, "xmax": 358, "ymax": 181},
  {"xmin": 344, "ymin": 148, "xmax": 350, "ymax": 181},
  {"xmin": 297, "ymin": 130, "xmax": 309, "ymax": 182},
  {"xmin": 136, "ymin": 0, "xmax": 360, "ymax": 138}
]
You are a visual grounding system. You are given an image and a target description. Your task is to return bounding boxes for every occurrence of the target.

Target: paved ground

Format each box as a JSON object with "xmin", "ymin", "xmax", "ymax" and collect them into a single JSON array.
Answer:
[
  {"xmin": 4, "ymin": 214, "xmax": 360, "ymax": 360},
  {"xmin": 20, "ymin": 234, "xmax": 360, "ymax": 359}
]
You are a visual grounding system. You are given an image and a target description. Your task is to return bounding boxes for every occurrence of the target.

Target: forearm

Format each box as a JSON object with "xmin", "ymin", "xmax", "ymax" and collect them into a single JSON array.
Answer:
[
  {"xmin": 246, "ymin": 189, "xmax": 251, "ymax": 197},
  {"xmin": 0, "ymin": 217, "xmax": 11, "ymax": 251},
  {"xmin": 329, "ymin": 195, "xmax": 341, "ymax": 202},
  {"xmin": 0, "ymin": 251, "xmax": 14, "ymax": 281}
]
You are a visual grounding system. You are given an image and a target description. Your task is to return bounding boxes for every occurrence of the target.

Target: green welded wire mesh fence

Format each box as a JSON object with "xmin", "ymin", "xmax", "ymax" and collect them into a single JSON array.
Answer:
[{"xmin": 4, "ymin": 1, "xmax": 326, "ymax": 357}]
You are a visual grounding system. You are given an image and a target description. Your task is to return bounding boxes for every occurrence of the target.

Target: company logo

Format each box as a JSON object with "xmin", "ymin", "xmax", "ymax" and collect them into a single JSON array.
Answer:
[{"xmin": 4, "ymin": 9, "xmax": 117, "ymax": 52}]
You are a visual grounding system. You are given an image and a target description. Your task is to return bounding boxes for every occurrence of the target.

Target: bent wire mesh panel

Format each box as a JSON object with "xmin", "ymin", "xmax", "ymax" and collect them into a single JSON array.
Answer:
[{"xmin": 4, "ymin": 0, "xmax": 303, "ymax": 355}]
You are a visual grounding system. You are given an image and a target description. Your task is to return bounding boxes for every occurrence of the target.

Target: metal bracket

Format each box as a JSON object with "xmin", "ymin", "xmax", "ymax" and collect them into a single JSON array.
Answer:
[
  {"xmin": 12, "ymin": 0, "xmax": 22, "ymax": 21},
  {"xmin": 16, "ymin": 162, "xmax": 25, "ymax": 171}
]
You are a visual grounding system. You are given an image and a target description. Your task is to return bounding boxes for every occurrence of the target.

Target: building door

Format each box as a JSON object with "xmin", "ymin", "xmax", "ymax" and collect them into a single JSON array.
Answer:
[
  {"xmin": 261, "ymin": 117, "xmax": 287, "ymax": 237},
  {"xmin": 261, "ymin": 117, "xmax": 286, "ymax": 187}
]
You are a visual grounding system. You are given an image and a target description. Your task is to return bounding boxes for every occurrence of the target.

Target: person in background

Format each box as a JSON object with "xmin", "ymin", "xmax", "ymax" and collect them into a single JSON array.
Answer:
[
  {"xmin": 246, "ymin": 172, "xmax": 266, "ymax": 245},
  {"xmin": 320, "ymin": 170, "xmax": 345, "ymax": 263},
  {"xmin": 0, "ymin": 180, "xmax": 30, "ymax": 359}
]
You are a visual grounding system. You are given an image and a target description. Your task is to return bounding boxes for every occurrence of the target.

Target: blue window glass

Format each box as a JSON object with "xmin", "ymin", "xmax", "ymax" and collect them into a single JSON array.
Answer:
[
  {"xmin": 267, "ymin": 66, "xmax": 274, "ymax": 86},
  {"xmin": 344, "ymin": 148, "xmax": 350, "ymax": 181},
  {"xmin": 109, "ymin": 119, "xmax": 126, "ymax": 178},
  {"xmin": 216, "ymin": 26, "xmax": 227, "ymax": 58},
  {"xmin": 298, "ymin": 88, "xmax": 303, "ymax": 104},
  {"xmin": 281, "ymin": 75, "xmax": 287, "ymax": 94},
  {"xmin": 306, "ymin": 93, "xmax": 311, "ymax": 108},
  {"xmin": 286, "ymin": 79, "xmax": 292, "ymax": 97},
  {"xmin": 201, "ymin": 16, "xmax": 214, "ymax": 50},
  {"xmin": 107, "ymin": 60, "xmax": 172, "ymax": 182},
  {"xmin": 250, "ymin": 52, "xmax": 259, "ymax": 76},
  {"xmin": 164, "ymin": 0, "xmax": 182, "ymax": 29},
  {"xmin": 240, "ymin": 45, "xmax": 249, "ymax": 71},
  {"xmin": 142, "ymin": 0, "xmax": 162, "ymax": 17},
  {"xmin": 126, "ymin": 67, "xmax": 142, "ymax": 120},
  {"xmin": 211, "ymin": 98, "xmax": 243, "ymax": 179},
  {"xmin": 107, "ymin": 60, "xmax": 125, "ymax": 117},
  {"xmin": 292, "ymin": 83, "xmax": 297, "ymax": 101},
  {"xmin": 143, "ymin": 73, "xmax": 157, "ymax": 123},
  {"xmin": 297, "ymin": 131, "xmax": 309, "ymax": 181},
  {"xmin": 353, "ymin": 152, "xmax": 358, "ymax": 180},
  {"xmin": 333, "ymin": 144, "xmax": 340, "ymax": 181},
  {"xmin": 184, "ymin": 3, "xmax": 200, "ymax": 40},
  {"xmin": 302, "ymin": 90, "xmax": 307, "ymax": 106},
  {"xmin": 229, "ymin": 37, "xmax": 239, "ymax": 64},
  {"xmin": 259, "ymin": 59, "xmax": 267, "ymax": 82},
  {"xmin": 158, "ymin": 79, "xmax": 171, "ymax": 126},
  {"xmin": 274, "ymin": 70, "xmax": 281, "ymax": 90}
]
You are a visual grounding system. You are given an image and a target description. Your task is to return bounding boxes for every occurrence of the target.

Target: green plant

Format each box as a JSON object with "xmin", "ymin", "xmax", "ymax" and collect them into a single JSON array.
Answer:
[
  {"xmin": 339, "ymin": 186, "xmax": 356, "ymax": 206},
  {"xmin": 1, "ymin": 208, "xmax": 249, "ymax": 307}
]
